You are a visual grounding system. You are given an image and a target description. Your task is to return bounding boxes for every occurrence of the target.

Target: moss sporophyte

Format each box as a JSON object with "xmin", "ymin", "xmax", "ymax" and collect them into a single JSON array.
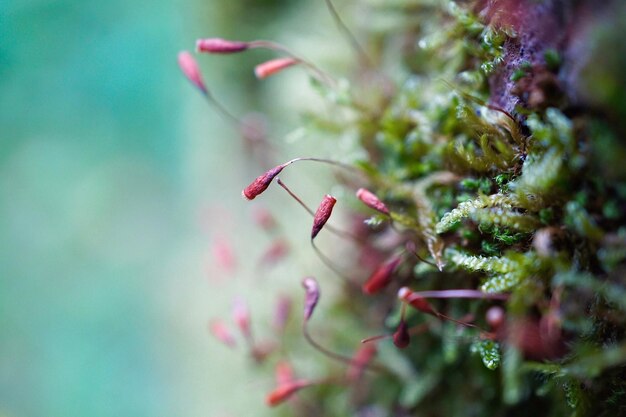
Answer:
[{"xmin": 181, "ymin": 0, "xmax": 626, "ymax": 415}]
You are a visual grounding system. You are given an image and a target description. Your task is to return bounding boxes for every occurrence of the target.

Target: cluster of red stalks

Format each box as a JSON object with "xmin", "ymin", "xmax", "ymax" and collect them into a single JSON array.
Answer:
[
  {"xmin": 178, "ymin": 11, "xmax": 512, "ymax": 411},
  {"xmin": 206, "ymin": 151, "xmax": 511, "ymax": 406}
]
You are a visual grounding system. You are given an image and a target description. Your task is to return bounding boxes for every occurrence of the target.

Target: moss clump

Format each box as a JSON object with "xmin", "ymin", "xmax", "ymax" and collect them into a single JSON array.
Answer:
[{"xmin": 289, "ymin": 2, "xmax": 626, "ymax": 416}]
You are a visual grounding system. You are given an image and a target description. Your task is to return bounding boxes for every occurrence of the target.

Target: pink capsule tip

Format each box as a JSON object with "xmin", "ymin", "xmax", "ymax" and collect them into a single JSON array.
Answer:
[
  {"xmin": 362, "ymin": 255, "xmax": 402, "ymax": 295},
  {"xmin": 254, "ymin": 57, "xmax": 299, "ymax": 79},
  {"xmin": 177, "ymin": 51, "xmax": 207, "ymax": 94},
  {"xmin": 266, "ymin": 380, "xmax": 311, "ymax": 407},
  {"xmin": 356, "ymin": 188, "xmax": 390, "ymax": 215},
  {"xmin": 397, "ymin": 287, "xmax": 435, "ymax": 315},
  {"xmin": 301, "ymin": 277, "xmax": 320, "ymax": 322},
  {"xmin": 311, "ymin": 195, "xmax": 337, "ymax": 239},
  {"xmin": 242, "ymin": 163, "xmax": 287, "ymax": 200}
]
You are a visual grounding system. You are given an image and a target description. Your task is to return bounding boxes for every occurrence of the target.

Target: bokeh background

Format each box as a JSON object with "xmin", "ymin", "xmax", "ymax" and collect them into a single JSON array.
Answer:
[{"xmin": 0, "ymin": 0, "xmax": 355, "ymax": 415}]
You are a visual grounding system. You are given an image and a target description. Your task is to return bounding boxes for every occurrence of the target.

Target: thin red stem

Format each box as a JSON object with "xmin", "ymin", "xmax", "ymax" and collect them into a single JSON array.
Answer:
[
  {"xmin": 322, "ymin": 0, "xmax": 372, "ymax": 68},
  {"xmin": 405, "ymin": 241, "xmax": 439, "ymax": 269},
  {"xmin": 361, "ymin": 323, "xmax": 429, "ymax": 344},
  {"xmin": 310, "ymin": 240, "xmax": 359, "ymax": 289},
  {"xmin": 276, "ymin": 178, "xmax": 363, "ymax": 243},
  {"xmin": 247, "ymin": 40, "xmax": 337, "ymax": 87},
  {"xmin": 302, "ymin": 323, "xmax": 390, "ymax": 375}
]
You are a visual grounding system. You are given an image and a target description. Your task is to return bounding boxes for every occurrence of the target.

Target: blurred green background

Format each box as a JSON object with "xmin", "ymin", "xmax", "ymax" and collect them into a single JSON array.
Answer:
[{"xmin": 0, "ymin": 0, "xmax": 352, "ymax": 415}]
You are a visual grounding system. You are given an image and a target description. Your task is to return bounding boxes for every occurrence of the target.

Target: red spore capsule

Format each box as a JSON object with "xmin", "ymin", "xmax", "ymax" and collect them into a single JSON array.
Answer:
[
  {"xmin": 255, "ymin": 57, "xmax": 299, "ymax": 79},
  {"xmin": 362, "ymin": 255, "xmax": 403, "ymax": 295},
  {"xmin": 311, "ymin": 195, "xmax": 337, "ymax": 239},
  {"xmin": 177, "ymin": 51, "xmax": 207, "ymax": 94},
  {"xmin": 393, "ymin": 320, "xmax": 411, "ymax": 349},
  {"xmin": 196, "ymin": 38, "xmax": 249, "ymax": 53},
  {"xmin": 356, "ymin": 188, "xmax": 390, "ymax": 215},
  {"xmin": 266, "ymin": 380, "xmax": 311, "ymax": 407},
  {"xmin": 398, "ymin": 287, "xmax": 436, "ymax": 315},
  {"xmin": 242, "ymin": 163, "xmax": 288, "ymax": 200}
]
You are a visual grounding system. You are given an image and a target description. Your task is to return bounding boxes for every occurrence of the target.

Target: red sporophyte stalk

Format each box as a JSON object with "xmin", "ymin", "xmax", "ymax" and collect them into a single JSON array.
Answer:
[
  {"xmin": 208, "ymin": 319, "xmax": 237, "ymax": 348},
  {"xmin": 356, "ymin": 188, "xmax": 390, "ymax": 215},
  {"xmin": 255, "ymin": 57, "xmax": 300, "ymax": 79},
  {"xmin": 242, "ymin": 157, "xmax": 358, "ymax": 201},
  {"xmin": 362, "ymin": 254, "xmax": 403, "ymax": 295},
  {"xmin": 322, "ymin": 0, "xmax": 372, "ymax": 67},
  {"xmin": 398, "ymin": 287, "xmax": 494, "ymax": 333},
  {"xmin": 300, "ymin": 277, "xmax": 389, "ymax": 373},
  {"xmin": 273, "ymin": 177, "xmax": 360, "ymax": 286},
  {"xmin": 404, "ymin": 241, "xmax": 439, "ymax": 269},
  {"xmin": 311, "ymin": 195, "xmax": 337, "ymax": 239},
  {"xmin": 403, "ymin": 289, "xmax": 509, "ymax": 300},
  {"xmin": 266, "ymin": 379, "xmax": 312, "ymax": 407},
  {"xmin": 361, "ymin": 322, "xmax": 429, "ymax": 345},
  {"xmin": 310, "ymin": 239, "xmax": 357, "ymax": 287},
  {"xmin": 301, "ymin": 277, "xmax": 320, "ymax": 322},
  {"xmin": 178, "ymin": 51, "xmax": 207, "ymax": 94},
  {"xmin": 196, "ymin": 38, "xmax": 249, "ymax": 53}
]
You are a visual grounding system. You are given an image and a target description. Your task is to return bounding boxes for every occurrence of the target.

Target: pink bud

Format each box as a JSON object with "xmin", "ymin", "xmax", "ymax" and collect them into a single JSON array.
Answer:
[
  {"xmin": 242, "ymin": 163, "xmax": 288, "ymax": 200},
  {"xmin": 266, "ymin": 380, "xmax": 311, "ymax": 407},
  {"xmin": 392, "ymin": 320, "xmax": 410, "ymax": 349},
  {"xmin": 232, "ymin": 298, "xmax": 251, "ymax": 338},
  {"xmin": 196, "ymin": 38, "xmax": 249, "ymax": 54},
  {"xmin": 178, "ymin": 51, "xmax": 207, "ymax": 94},
  {"xmin": 356, "ymin": 188, "xmax": 390, "ymax": 215},
  {"xmin": 301, "ymin": 277, "xmax": 320, "ymax": 322},
  {"xmin": 254, "ymin": 57, "xmax": 299, "ymax": 79},
  {"xmin": 362, "ymin": 255, "xmax": 403, "ymax": 295},
  {"xmin": 311, "ymin": 195, "xmax": 337, "ymax": 239},
  {"xmin": 398, "ymin": 287, "xmax": 436, "ymax": 315},
  {"xmin": 209, "ymin": 319, "xmax": 237, "ymax": 348}
]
